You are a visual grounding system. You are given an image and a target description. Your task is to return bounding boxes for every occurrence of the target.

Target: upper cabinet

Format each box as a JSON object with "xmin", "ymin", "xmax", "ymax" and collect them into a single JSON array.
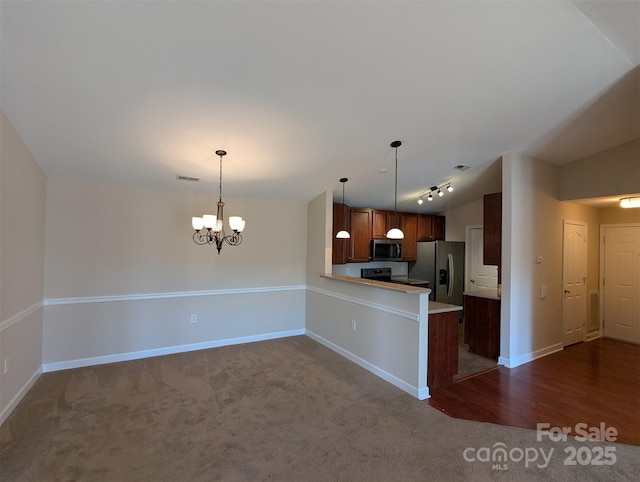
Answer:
[
  {"xmin": 372, "ymin": 210, "xmax": 392, "ymax": 239},
  {"xmin": 332, "ymin": 203, "xmax": 445, "ymax": 264},
  {"xmin": 401, "ymin": 213, "xmax": 418, "ymax": 261},
  {"xmin": 418, "ymin": 214, "xmax": 446, "ymax": 242},
  {"xmin": 332, "ymin": 203, "xmax": 350, "ymax": 265},
  {"xmin": 483, "ymin": 192, "xmax": 502, "ymax": 266},
  {"xmin": 349, "ymin": 207, "xmax": 373, "ymax": 263}
]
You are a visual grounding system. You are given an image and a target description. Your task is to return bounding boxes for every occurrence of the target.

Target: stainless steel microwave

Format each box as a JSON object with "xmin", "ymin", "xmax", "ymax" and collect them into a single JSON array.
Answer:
[{"xmin": 370, "ymin": 239, "xmax": 403, "ymax": 261}]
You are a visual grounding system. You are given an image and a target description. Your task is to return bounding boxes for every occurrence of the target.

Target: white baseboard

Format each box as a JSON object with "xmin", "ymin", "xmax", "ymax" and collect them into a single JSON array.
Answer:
[
  {"xmin": 1, "ymin": 366, "xmax": 42, "ymax": 426},
  {"xmin": 498, "ymin": 342, "xmax": 564, "ymax": 369},
  {"xmin": 42, "ymin": 329, "xmax": 305, "ymax": 373},
  {"xmin": 585, "ymin": 332, "xmax": 601, "ymax": 342},
  {"xmin": 305, "ymin": 329, "xmax": 429, "ymax": 400}
]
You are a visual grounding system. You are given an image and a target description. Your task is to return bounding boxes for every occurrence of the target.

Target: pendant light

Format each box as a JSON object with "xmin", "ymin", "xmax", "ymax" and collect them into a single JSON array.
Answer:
[
  {"xmin": 336, "ymin": 177, "xmax": 351, "ymax": 239},
  {"xmin": 386, "ymin": 140, "xmax": 404, "ymax": 239}
]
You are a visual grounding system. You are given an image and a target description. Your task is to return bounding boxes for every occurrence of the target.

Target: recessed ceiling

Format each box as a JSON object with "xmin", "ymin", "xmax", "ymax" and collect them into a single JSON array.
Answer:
[{"xmin": 1, "ymin": 1, "xmax": 638, "ymax": 212}]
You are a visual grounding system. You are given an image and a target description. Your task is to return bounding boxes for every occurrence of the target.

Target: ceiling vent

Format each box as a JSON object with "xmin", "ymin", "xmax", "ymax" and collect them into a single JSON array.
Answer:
[
  {"xmin": 176, "ymin": 175, "xmax": 200, "ymax": 182},
  {"xmin": 453, "ymin": 164, "xmax": 471, "ymax": 171}
]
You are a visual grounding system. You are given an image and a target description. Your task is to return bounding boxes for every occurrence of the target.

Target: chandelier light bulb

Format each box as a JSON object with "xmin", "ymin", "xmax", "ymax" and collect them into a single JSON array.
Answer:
[
  {"xmin": 438, "ymin": 189, "xmax": 443, "ymax": 197},
  {"xmin": 428, "ymin": 193, "xmax": 433, "ymax": 201},
  {"xmin": 447, "ymin": 184, "xmax": 453, "ymax": 192},
  {"xmin": 418, "ymin": 197, "xmax": 424, "ymax": 205}
]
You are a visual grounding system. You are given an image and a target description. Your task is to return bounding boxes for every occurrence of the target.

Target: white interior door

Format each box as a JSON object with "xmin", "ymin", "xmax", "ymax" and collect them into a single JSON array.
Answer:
[
  {"xmin": 466, "ymin": 226, "xmax": 498, "ymax": 292},
  {"xmin": 562, "ymin": 221, "xmax": 587, "ymax": 347},
  {"xmin": 603, "ymin": 225, "xmax": 640, "ymax": 343}
]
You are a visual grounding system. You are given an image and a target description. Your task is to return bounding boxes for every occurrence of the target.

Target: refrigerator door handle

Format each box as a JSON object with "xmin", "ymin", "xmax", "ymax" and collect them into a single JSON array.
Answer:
[{"xmin": 447, "ymin": 253, "xmax": 454, "ymax": 297}]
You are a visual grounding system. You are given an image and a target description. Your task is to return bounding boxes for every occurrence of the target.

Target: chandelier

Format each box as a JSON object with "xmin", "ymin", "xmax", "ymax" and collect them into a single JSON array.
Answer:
[{"xmin": 191, "ymin": 149, "xmax": 245, "ymax": 254}]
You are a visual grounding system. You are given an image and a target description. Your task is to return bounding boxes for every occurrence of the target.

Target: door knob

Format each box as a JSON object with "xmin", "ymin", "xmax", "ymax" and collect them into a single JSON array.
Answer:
[
  {"xmin": 470, "ymin": 279, "xmax": 475, "ymax": 283},
  {"xmin": 564, "ymin": 290, "xmax": 571, "ymax": 294}
]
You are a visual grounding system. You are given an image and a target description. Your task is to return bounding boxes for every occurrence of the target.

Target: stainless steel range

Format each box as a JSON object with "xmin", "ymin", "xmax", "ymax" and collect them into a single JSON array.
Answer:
[
  {"xmin": 361, "ymin": 267, "xmax": 429, "ymax": 287},
  {"xmin": 361, "ymin": 267, "xmax": 393, "ymax": 282}
]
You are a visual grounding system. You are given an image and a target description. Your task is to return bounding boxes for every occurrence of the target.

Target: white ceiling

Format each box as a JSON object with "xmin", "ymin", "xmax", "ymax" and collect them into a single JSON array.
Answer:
[{"xmin": 1, "ymin": 1, "xmax": 638, "ymax": 213}]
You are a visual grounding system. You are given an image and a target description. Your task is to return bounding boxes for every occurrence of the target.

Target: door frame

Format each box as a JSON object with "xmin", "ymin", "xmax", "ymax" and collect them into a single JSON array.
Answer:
[
  {"xmin": 599, "ymin": 223, "xmax": 640, "ymax": 340},
  {"xmin": 465, "ymin": 225, "xmax": 482, "ymax": 293},
  {"xmin": 562, "ymin": 220, "xmax": 587, "ymax": 347}
]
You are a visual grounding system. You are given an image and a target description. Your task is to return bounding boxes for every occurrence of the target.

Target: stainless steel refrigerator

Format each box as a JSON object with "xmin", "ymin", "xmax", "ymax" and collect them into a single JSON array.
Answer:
[{"xmin": 408, "ymin": 241, "xmax": 465, "ymax": 305}]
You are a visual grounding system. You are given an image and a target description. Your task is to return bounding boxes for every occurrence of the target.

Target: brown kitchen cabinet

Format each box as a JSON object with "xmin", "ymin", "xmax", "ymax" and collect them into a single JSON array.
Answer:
[
  {"xmin": 332, "ymin": 203, "xmax": 350, "ymax": 265},
  {"xmin": 418, "ymin": 214, "xmax": 446, "ymax": 241},
  {"xmin": 483, "ymin": 192, "xmax": 502, "ymax": 266},
  {"xmin": 372, "ymin": 210, "xmax": 392, "ymax": 239},
  {"xmin": 427, "ymin": 310, "xmax": 459, "ymax": 389},
  {"xmin": 401, "ymin": 212, "xmax": 418, "ymax": 261},
  {"xmin": 349, "ymin": 207, "xmax": 372, "ymax": 263},
  {"xmin": 464, "ymin": 294, "xmax": 500, "ymax": 360}
]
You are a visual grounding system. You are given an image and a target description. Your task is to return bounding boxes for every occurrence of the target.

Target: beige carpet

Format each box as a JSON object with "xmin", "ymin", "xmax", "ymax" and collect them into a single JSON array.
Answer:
[
  {"xmin": 454, "ymin": 346, "xmax": 498, "ymax": 381},
  {"xmin": 1, "ymin": 336, "xmax": 638, "ymax": 481}
]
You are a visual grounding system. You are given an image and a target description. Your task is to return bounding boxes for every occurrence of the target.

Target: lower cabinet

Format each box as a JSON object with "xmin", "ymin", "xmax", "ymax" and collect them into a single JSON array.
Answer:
[
  {"xmin": 427, "ymin": 311, "xmax": 459, "ymax": 389},
  {"xmin": 464, "ymin": 295, "xmax": 500, "ymax": 360}
]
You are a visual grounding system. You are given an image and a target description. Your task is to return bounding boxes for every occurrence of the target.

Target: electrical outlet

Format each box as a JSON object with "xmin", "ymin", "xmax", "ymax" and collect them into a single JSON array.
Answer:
[
  {"xmin": 190, "ymin": 314, "xmax": 197, "ymax": 323},
  {"xmin": 3, "ymin": 359, "xmax": 8, "ymax": 374},
  {"xmin": 351, "ymin": 320, "xmax": 357, "ymax": 331}
]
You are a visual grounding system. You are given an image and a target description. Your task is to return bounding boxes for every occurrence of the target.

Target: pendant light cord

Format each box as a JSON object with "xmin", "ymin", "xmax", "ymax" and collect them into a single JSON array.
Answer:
[{"xmin": 394, "ymin": 146, "xmax": 398, "ymax": 226}]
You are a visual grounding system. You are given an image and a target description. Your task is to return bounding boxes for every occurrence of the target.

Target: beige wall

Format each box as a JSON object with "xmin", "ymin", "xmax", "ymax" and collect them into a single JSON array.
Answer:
[
  {"xmin": 558, "ymin": 138, "xmax": 640, "ymax": 201},
  {"xmin": 599, "ymin": 205, "xmax": 640, "ymax": 225},
  {"xmin": 501, "ymin": 152, "xmax": 565, "ymax": 366},
  {"xmin": 444, "ymin": 198, "xmax": 484, "ymax": 241},
  {"xmin": 45, "ymin": 179, "xmax": 307, "ymax": 297},
  {"xmin": 0, "ymin": 111, "xmax": 46, "ymax": 423},
  {"xmin": 42, "ymin": 178, "xmax": 308, "ymax": 366}
]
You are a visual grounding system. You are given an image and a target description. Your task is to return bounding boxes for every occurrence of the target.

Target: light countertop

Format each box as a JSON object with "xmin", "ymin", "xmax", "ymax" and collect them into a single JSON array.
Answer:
[
  {"xmin": 463, "ymin": 289, "xmax": 501, "ymax": 301},
  {"xmin": 322, "ymin": 274, "xmax": 430, "ymax": 294},
  {"xmin": 428, "ymin": 302, "xmax": 463, "ymax": 314},
  {"xmin": 390, "ymin": 276, "xmax": 430, "ymax": 286}
]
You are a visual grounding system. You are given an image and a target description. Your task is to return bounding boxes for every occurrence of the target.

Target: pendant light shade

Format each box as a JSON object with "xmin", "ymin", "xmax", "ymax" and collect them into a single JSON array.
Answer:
[
  {"xmin": 336, "ymin": 177, "xmax": 351, "ymax": 239},
  {"xmin": 386, "ymin": 140, "xmax": 404, "ymax": 240}
]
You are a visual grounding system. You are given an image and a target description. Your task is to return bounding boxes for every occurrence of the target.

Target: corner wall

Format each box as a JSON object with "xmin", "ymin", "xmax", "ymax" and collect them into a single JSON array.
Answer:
[{"xmin": 0, "ymin": 111, "xmax": 46, "ymax": 423}]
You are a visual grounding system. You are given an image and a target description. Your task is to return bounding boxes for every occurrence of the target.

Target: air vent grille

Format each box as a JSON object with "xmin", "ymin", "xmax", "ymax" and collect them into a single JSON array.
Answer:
[{"xmin": 176, "ymin": 175, "xmax": 200, "ymax": 182}]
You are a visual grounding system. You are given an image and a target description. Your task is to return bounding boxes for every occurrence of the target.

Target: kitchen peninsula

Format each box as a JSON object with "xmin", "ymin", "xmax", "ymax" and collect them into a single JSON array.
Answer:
[{"xmin": 320, "ymin": 274, "xmax": 462, "ymax": 390}]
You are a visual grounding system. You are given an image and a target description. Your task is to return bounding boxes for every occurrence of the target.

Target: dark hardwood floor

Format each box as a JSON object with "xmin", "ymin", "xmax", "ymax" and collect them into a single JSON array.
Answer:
[{"xmin": 429, "ymin": 338, "xmax": 640, "ymax": 446}]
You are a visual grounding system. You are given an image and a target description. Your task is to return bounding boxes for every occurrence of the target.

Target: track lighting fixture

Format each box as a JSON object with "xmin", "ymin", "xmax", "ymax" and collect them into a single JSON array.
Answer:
[{"xmin": 417, "ymin": 182, "xmax": 454, "ymax": 204}]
